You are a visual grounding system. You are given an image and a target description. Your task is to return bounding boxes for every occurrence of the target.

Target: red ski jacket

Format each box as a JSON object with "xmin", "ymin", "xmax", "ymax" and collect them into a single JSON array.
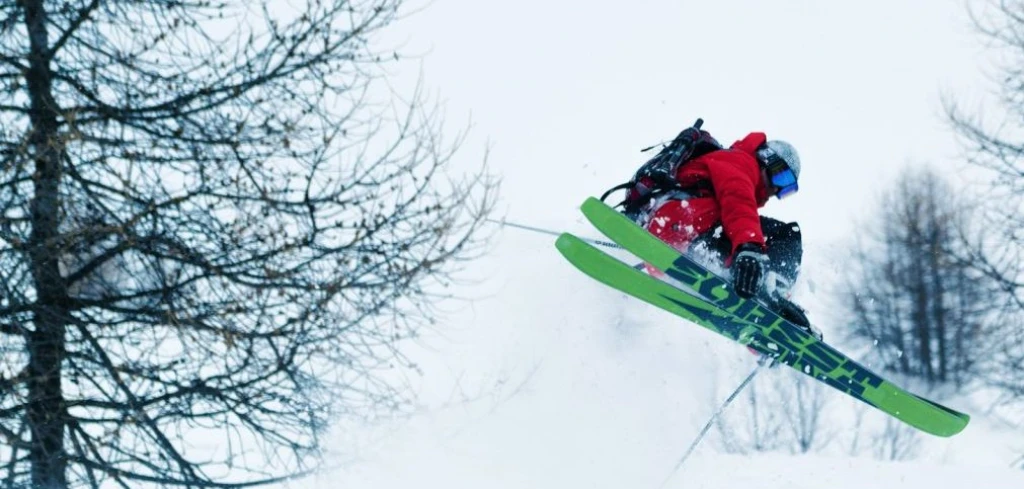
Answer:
[{"xmin": 645, "ymin": 132, "xmax": 772, "ymax": 258}]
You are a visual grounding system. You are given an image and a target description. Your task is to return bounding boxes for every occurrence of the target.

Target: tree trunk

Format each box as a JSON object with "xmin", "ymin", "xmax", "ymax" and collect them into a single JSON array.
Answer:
[
  {"xmin": 23, "ymin": 2, "xmax": 69, "ymax": 488},
  {"xmin": 930, "ymin": 230, "xmax": 948, "ymax": 383},
  {"xmin": 908, "ymin": 224, "xmax": 934, "ymax": 381}
]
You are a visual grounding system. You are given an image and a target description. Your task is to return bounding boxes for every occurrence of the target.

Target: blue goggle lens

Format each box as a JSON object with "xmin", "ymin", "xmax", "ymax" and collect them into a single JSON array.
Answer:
[
  {"xmin": 769, "ymin": 167, "xmax": 798, "ymax": 198},
  {"xmin": 770, "ymin": 167, "xmax": 796, "ymax": 187},
  {"xmin": 776, "ymin": 182, "xmax": 799, "ymax": 199}
]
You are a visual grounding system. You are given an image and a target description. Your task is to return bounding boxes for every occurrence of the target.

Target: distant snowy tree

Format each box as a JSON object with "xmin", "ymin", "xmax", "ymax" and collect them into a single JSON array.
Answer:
[
  {"xmin": 714, "ymin": 372, "xmax": 787, "ymax": 454},
  {"xmin": 713, "ymin": 368, "xmax": 829, "ymax": 455},
  {"xmin": 836, "ymin": 167, "xmax": 999, "ymax": 386},
  {"xmin": 0, "ymin": 1, "xmax": 496, "ymax": 488},
  {"xmin": 783, "ymin": 375, "xmax": 831, "ymax": 454},
  {"xmin": 871, "ymin": 417, "xmax": 920, "ymax": 462},
  {"xmin": 945, "ymin": 0, "xmax": 1024, "ymax": 410},
  {"xmin": 844, "ymin": 403, "xmax": 870, "ymax": 457}
]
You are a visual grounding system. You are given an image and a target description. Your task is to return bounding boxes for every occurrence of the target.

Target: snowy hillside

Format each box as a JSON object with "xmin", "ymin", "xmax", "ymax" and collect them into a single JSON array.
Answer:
[
  {"xmin": 310, "ymin": 230, "xmax": 1024, "ymax": 489},
  {"xmin": 681, "ymin": 453, "xmax": 1023, "ymax": 489}
]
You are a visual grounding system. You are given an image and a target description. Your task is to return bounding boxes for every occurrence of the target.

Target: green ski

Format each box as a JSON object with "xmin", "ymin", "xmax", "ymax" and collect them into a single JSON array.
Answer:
[{"xmin": 556, "ymin": 197, "xmax": 969, "ymax": 437}]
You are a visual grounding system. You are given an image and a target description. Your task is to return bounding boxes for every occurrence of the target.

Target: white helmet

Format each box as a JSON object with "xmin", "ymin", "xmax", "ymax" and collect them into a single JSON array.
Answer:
[{"xmin": 758, "ymin": 140, "xmax": 801, "ymax": 179}]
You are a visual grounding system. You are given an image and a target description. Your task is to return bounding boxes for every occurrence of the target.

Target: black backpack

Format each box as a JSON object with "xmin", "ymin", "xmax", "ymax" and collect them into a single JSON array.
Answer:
[{"xmin": 601, "ymin": 118, "xmax": 724, "ymax": 219}]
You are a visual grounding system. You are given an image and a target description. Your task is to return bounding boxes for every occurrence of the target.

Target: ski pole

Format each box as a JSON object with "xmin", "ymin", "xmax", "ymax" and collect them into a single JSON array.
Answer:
[
  {"xmin": 657, "ymin": 356, "xmax": 772, "ymax": 488},
  {"xmin": 486, "ymin": 218, "xmax": 625, "ymax": 250}
]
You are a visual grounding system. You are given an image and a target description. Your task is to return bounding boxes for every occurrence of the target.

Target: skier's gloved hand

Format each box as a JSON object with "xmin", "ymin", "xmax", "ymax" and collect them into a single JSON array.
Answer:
[{"xmin": 731, "ymin": 242, "xmax": 768, "ymax": 299}]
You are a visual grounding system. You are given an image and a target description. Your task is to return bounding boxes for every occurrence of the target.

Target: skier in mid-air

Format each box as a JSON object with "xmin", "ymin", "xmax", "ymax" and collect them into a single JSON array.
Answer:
[
  {"xmin": 559, "ymin": 120, "xmax": 968, "ymax": 437},
  {"xmin": 602, "ymin": 120, "xmax": 821, "ymax": 339}
]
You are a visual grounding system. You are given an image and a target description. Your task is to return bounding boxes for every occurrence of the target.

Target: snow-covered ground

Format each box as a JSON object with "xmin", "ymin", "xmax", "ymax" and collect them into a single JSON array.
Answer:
[
  {"xmin": 682, "ymin": 453, "xmax": 1024, "ymax": 489},
  {"xmin": 306, "ymin": 231, "xmax": 1024, "ymax": 489}
]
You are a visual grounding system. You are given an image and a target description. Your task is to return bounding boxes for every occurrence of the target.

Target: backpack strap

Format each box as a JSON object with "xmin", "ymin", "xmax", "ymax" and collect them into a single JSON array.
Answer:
[{"xmin": 599, "ymin": 182, "xmax": 635, "ymax": 203}]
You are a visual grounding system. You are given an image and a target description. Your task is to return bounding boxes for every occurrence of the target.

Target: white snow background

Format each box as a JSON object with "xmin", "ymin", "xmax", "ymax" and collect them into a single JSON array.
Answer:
[{"xmin": 286, "ymin": 1, "xmax": 1024, "ymax": 488}]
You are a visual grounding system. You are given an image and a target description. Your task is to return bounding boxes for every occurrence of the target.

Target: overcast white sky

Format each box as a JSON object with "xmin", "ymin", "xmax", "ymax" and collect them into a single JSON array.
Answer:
[
  {"xmin": 303, "ymin": 1, "xmax": 1020, "ymax": 488},
  {"xmin": 385, "ymin": 0, "xmax": 991, "ymax": 243}
]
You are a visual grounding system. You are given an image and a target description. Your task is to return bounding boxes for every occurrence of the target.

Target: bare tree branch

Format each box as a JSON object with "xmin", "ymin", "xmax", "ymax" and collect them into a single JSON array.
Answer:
[{"xmin": 0, "ymin": 1, "xmax": 497, "ymax": 488}]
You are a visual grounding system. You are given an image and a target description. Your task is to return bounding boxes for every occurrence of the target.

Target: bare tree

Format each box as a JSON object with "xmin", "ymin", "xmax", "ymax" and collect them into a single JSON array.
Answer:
[
  {"xmin": 713, "ymin": 370, "xmax": 788, "ymax": 454},
  {"xmin": 845, "ymin": 403, "xmax": 869, "ymax": 457},
  {"xmin": 783, "ymin": 375, "xmax": 830, "ymax": 454},
  {"xmin": 836, "ymin": 166, "xmax": 998, "ymax": 386},
  {"xmin": 871, "ymin": 417, "xmax": 920, "ymax": 462},
  {"xmin": 0, "ymin": 1, "xmax": 495, "ymax": 488},
  {"xmin": 709, "ymin": 363, "xmax": 832, "ymax": 456},
  {"xmin": 841, "ymin": 402, "xmax": 920, "ymax": 462},
  {"xmin": 945, "ymin": 0, "xmax": 1024, "ymax": 409}
]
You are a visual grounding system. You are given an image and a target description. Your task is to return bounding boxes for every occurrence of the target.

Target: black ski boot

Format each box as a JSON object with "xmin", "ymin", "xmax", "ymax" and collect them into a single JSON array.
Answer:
[
  {"xmin": 760, "ymin": 272, "xmax": 823, "ymax": 341},
  {"xmin": 774, "ymin": 296, "xmax": 823, "ymax": 340}
]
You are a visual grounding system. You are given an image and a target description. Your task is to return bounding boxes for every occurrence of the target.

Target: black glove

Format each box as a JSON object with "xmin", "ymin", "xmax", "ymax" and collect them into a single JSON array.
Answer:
[{"xmin": 731, "ymin": 243, "xmax": 768, "ymax": 299}]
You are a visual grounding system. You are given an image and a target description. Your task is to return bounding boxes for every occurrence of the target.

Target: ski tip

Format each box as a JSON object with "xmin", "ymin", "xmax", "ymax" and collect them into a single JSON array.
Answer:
[
  {"xmin": 581, "ymin": 196, "xmax": 607, "ymax": 215},
  {"xmin": 915, "ymin": 395, "xmax": 971, "ymax": 437},
  {"xmin": 933, "ymin": 417, "xmax": 970, "ymax": 438},
  {"xmin": 554, "ymin": 232, "xmax": 579, "ymax": 255}
]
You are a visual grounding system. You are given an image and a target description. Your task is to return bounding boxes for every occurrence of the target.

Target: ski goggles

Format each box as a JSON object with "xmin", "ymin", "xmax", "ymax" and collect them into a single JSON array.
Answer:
[
  {"xmin": 763, "ymin": 151, "xmax": 799, "ymax": 199},
  {"xmin": 770, "ymin": 166, "xmax": 799, "ymax": 199}
]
